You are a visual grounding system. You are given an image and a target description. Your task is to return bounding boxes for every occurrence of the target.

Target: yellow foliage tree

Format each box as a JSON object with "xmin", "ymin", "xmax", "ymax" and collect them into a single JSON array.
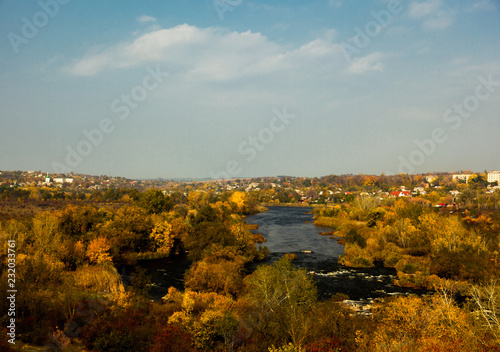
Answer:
[
  {"xmin": 168, "ymin": 290, "xmax": 238, "ymax": 350},
  {"xmin": 32, "ymin": 211, "xmax": 62, "ymax": 255},
  {"xmin": 150, "ymin": 218, "xmax": 175, "ymax": 256},
  {"xmin": 366, "ymin": 294, "xmax": 478, "ymax": 352},
  {"xmin": 185, "ymin": 248, "xmax": 246, "ymax": 296},
  {"xmin": 383, "ymin": 218, "xmax": 418, "ymax": 249},
  {"xmin": 86, "ymin": 236, "xmax": 112, "ymax": 264},
  {"xmin": 229, "ymin": 191, "xmax": 249, "ymax": 213}
]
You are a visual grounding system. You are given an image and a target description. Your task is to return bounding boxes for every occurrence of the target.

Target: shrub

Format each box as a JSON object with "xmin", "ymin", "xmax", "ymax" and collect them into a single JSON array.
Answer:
[
  {"xmin": 305, "ymin": 336, "xmax": 345, "ymax": 352},
  {"xmin": 184, "ymin": 245, "xmax": 246, "ymax": 296},
  {"xmin": 382, "ymin": 243, "xmax": 403, "ymax": 268},
  {"xmin": 150, "ymin": 324, "xmax": 195, "ymax": 352},
  {"xmin": 345, "ymin": 229, "xmax": 367, "ymax": 248},
  {"xmin": 0, "ymin": 332, "xmax": 15, "ymax": 352},
  {"xmin": 72, "ymin": 263, "xmax": 124, "ymax": 293},
  {"xmin": 81, "ymin": 306, "xmax": 155, "ymax": 352},
  {"xmin": 269, "ymin": 343, "xmax": 305, "ymax": 352},
  {"xmin": 339, "ymin": 244, "xmax": 374, "ymax": 268}
]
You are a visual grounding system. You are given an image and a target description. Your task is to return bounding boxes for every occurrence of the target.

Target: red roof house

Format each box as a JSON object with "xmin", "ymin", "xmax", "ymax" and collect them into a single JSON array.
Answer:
[{"xmin": 390, "ymin": 191, "xmax": 412, "ymax": 197}]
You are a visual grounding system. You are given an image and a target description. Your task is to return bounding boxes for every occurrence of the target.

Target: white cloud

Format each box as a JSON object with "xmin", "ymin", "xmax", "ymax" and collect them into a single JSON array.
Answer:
[
  {"xmin": 137, "ymin": 15, "xmax": 157, "ymax": 23},
  {"xmin": 328, "ymin": 0, "xmax": 342, "ymax": 8},
  {"xmin": 422, "ymin": 14, "xmax": 453, "ymax": 30},
  {"xmin": 409, "ymin": 0, "xmax": 442, "ymax": 19},
  {"xmin": 467, "ymin": 0, "xmax": 497, "ymax": 12},
  {"xmin": 63, "ymin": 24, "xmax": 347, "ymax": 80},
  {"xmin": 346, "ymin": 52, "xmax": 385, "ymax": 74},
  {"xmin": 409, "ymin": 0, "xmax": 454, "ymax": 30},
  {"xmin": 448, "ymin": 60, "xmax": 500, "ymax": 78}
]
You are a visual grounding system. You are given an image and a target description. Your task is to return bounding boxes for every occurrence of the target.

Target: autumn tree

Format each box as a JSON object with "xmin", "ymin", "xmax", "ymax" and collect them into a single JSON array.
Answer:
[
  {"xmin": 363, "ymin": 294, "xmax": 480, "ymax": 352},
  {"xmin": 229, "ymin": 191, "xmax": 250, "ymax": 214},
  {"xmin": 244, "ymin": 257, "xmax": 318, "ymax": 347},
  {"xmin": 99, "ymin": 205, "xmax": 154, "ymax": 258},
  {"xmin": 185, "ymin": 244, "xmax": 247, "ymax": 296},
  {"xmin": 167, "ymin": 289, "xmax": 239, "ymax": 350},
  {"xmin": 57, "ymin": 204, "xmax": 108, "ymax": 241},
  {"xmin": 139, "ymin": 189, "xmax": 173, "ymax": 214},
  {"xmin": 150, "ymin": 216, "xmax": 176, "ymax": 256},
  {"xmin": 383, "ymin": 218, "xmax": 418, "ymax": 249},
  {"xmin": 184, "ymin": 205, "xmax": 236, "ymax": 261},
  {"xmin": 86, "ymin": 236, "xmax": 113, "ymax": 264}
]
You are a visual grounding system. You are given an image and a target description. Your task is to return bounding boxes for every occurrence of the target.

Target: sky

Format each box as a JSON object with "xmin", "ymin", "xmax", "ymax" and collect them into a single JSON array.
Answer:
[{"xmin": 0, "ymin": 0, "xmax": 499, "ymax": 179}]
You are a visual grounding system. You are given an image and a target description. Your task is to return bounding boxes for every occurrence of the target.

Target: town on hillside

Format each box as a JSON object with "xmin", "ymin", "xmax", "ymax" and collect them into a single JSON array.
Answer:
[{"xmin": 1, "ymin": 169, "xmax": 499, "ymax": 207}]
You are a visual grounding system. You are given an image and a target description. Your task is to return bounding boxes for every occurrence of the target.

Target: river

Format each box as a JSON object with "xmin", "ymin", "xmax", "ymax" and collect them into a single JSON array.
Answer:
[
  {"xmin": 245, "ymin": 206, "xmax": 429, "ymax": 301},
  {"xmin": 125, "ymin": 206, "xmax": 428, "ymax": 302}
]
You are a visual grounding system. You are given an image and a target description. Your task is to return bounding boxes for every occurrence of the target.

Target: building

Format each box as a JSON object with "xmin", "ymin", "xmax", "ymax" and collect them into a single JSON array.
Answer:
[
  {"xmin": 413, "ymin": 187, "xmax": 426, "ymax": 195},
  {"xmin": 53, "ymin": 178, "xmax": 74, "ymax": 184},
  {"xmin": 426, "ymin": 175, "xmax": 437, "ymax": 183},
  {"xmin": 488, "ymin": 171, "xmax": 500, "ymax": 184},
  {"xmin": 452, "ymin": 174, "xmax": 474, "ymax": 183},
  {"xmin": 390, "ymin": 191, "xmax": 412, "ymax": 197}
]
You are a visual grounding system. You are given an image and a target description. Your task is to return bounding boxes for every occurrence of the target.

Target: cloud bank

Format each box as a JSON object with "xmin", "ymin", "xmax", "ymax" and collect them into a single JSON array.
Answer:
[{"xmin": 64, "ymin": 24, "xmax": 386, "ymax": 80}]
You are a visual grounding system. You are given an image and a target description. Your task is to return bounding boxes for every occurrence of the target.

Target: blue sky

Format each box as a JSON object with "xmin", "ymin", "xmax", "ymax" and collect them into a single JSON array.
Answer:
[{"xmin": 0, "ymin": 0, "xmax": 499, "ymax": 179}]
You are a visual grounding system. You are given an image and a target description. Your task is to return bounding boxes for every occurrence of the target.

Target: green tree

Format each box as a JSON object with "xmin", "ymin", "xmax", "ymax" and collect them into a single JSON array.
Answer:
[
  {"xmin": 184, "ymin": 221, "xmax": 234, "ymax": 261},
  {"xmin": 139, "ymin": 189, "xmax": 173, "ymax": 214},
  {"xmin": 244, "ymin": 257, "xmax": 318, "ymax": 346},
  {"xmin": 100, "ymin": 206, "xmax": 154, "ymax": 257},
  {"xmin": 57, "ymin": 204, "xmax": 108, "ymax": 241}
]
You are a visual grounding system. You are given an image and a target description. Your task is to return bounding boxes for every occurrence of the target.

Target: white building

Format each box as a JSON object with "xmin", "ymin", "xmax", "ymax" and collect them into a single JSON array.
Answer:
[
  {"xmin": 488, "ymin": 171, "xmax": 500, "ymax": 184},
  {"xmin": 426, "ymin": 175, "xmax": 437, "ymax": 183},
  {"xmin": 413, "ymin": 187, "xmax": 426, "ymax": 195},
  {"xmin": 54, "ymin": 178, "xmax": 74, "ymax": 184},
  {"xmin": 452, "ymin": 174, "xmax": 473, "ymax": 183}
]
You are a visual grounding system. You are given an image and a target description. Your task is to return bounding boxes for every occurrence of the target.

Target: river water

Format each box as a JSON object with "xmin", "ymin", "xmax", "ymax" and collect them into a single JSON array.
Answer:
[
  {"xmin": 245, "ymin": 206, "xmax": 428, "ymax": 301},
  {"xmin": 127, "ymin": 206, "xmax": 428, "ymax": 302}
]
